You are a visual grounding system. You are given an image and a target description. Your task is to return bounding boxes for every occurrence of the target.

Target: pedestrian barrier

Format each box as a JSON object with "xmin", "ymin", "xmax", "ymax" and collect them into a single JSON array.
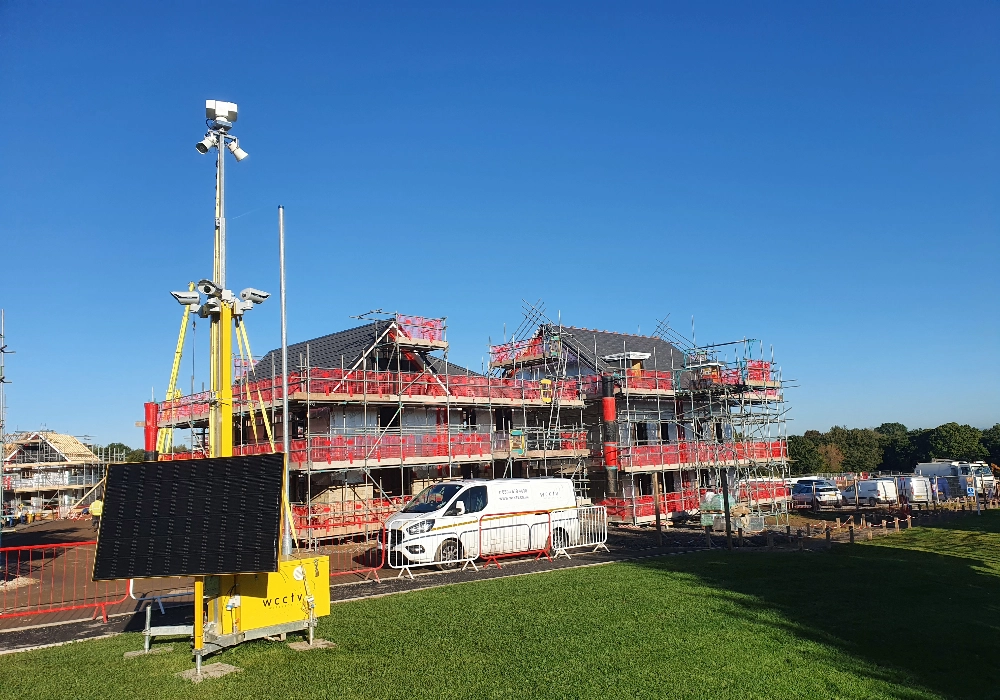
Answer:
[
  {"xmin": 384, "ymin": 520, "xmax": 480, "ymax": 580},
  {"xmin": 478, "ymin": 509, "xmax": 555, "ymax": 569},
  {"xmin": 549, "ymin": 505, "xmax": 609, "ymax": 558},
  {"xmin": 0, "ymin": 541, "xmax": 128, "ymax": 623}
]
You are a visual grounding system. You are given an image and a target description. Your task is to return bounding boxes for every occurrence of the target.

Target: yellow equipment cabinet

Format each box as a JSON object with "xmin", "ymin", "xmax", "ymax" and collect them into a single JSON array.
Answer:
[{"xmin": 202, "ymin": 555, "xmax": 330, "ymax": 652}]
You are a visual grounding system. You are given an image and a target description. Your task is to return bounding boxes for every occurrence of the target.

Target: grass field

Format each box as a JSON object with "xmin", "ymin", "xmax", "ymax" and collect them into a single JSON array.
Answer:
[{"xmin": 2, "ymin": 513, "xmax": 998, "ymax": 700}]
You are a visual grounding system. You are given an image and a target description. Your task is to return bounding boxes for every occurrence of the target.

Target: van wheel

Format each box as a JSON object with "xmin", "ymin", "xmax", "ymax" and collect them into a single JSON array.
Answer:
[
  {"xmin": 868, "ymin": 497, "xmax": 877, "ymax": 507},
  {"xmin": 549, "ymin": 528, "xmax": 570, "ymax": 555},
  {"xmin": 436, "ymin": 539, "xmax": 463, "ymax": 571}
]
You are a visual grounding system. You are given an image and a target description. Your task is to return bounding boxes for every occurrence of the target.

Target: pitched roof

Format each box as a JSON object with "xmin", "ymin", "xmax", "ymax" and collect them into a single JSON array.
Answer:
[
  {"xmin": 3, "ymin": 431, "xmax": 99, "ymax": 466},
  {"xmin": 560, "ymin": 326, "xmax": 687, "ymax": 372},
  {"xmin": 252, "ymin": 321, "xmax": 476, "ymax": 378}
]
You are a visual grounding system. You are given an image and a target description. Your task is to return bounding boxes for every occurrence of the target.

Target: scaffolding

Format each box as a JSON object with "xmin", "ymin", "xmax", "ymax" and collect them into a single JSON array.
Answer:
[
  {"xmin": 487, "ymin": 300, "xmax": 592, "ymax": 500},
  {"xmin": 1, "ymin": 431, "xmax": 123, "ymax": 515},
  {"xmin": 154, "ymin": 310, "xmax": 589, "ymax": 555}
]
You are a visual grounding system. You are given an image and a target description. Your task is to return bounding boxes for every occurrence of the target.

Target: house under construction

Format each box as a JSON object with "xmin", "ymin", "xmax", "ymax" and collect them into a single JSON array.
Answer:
[
  {"xmin": 150, "ymin": 305, "xmax": 789, "ymax": 545},
  {"xmin": 2, "ymin": 432, "xmax": 120, "ymax": 514}
]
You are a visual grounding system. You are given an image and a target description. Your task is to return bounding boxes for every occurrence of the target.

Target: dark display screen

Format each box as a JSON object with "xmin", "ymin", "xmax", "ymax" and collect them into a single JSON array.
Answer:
[{"xmin": 93, "ymin": 454, "xmax": 283, "ymax": 580}]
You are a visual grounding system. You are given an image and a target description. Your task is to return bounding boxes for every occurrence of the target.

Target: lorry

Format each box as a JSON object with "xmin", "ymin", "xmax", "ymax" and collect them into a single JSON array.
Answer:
[
  {"xmin": 914, "ymin": 461, "xmax": 996, "ymax": 498},
  {"xmin": 383, "ymin": 478, "xmax": 579, "ymax": 569}
]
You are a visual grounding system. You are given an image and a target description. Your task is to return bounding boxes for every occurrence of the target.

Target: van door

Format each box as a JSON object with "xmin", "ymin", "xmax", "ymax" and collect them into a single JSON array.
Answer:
[
  {"xmin": 447, "ymin": 485, "xmax": 488, "ymax": 558},
  {"xmin": 480, "ymin": 485, "xmax": 531, "ymax": 556}
]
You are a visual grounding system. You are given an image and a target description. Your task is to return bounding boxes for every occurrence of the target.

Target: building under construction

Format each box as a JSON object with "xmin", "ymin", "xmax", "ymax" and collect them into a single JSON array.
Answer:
[
  {"xmin": 2, "ymin": 432, "xmax": 121, "ymax": 514},
  {"xmin": 150, "ymin": 304, "xmax": 789, "ymax": 546}
]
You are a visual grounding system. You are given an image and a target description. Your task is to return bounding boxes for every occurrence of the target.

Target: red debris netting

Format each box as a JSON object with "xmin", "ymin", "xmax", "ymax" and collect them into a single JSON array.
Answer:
[
  {"xmin": 621, "ymin": 440, "xmax": 787, "ymax": 468},
  {"xmin": 156, "ymin": 371, "xmax": 582, "ymax": 427},
  {"xmin": 600, "ymin": 486, "xmax": 705, "ymax": 520},
  {"xmin": 290, "ymin": 497, "xmax": 411, "ymax": 539},
  {"xmin": 395, "ymin": 314, "xmax": 445, "ymax": 343},
  {"xmin": 736, "ymin": 478, "xmax": 790, "ymax": 504},
  {"xmin": 159, "ymin": 451, "xmax": 209, "ymax": 461},
  {"xmin": 488, "ymin": 336, "xmax": 553, "ymax": 366},
  {"xmin": 283, "ymin": 433, "xmax": 492, "ymax": 466},
  {"xmin": 746, "ymin": 360, "xmax": 773, "ymax": 382}
]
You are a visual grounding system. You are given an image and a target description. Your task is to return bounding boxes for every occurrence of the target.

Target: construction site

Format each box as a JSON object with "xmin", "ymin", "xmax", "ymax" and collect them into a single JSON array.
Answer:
[{"xmin": 148, "ymin": 299, "xmax": 791, "ymax": 565}]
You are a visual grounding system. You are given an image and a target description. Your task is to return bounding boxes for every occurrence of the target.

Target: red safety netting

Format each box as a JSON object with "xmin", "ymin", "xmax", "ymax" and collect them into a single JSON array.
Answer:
[
  {"xmin": 395, "ymin": 314, "xmax": 446, "ymax": 343},
  {"xmin": 599, "ymin": 486, "xmax": 705, "ymax": 520},
  {"xmin": 488, "ymin": 336, "xmax": 555, "ymax": 366},
  {"xmin": 621, "ymin": 440, "xmax": 786, "ymax": 468},
  {"xmin": 291, "ymin": 497, "xmax": 411, "ymax": 538},
  {"xmin": 157, "ymin": 371, "xmax": 583, "ymax": 428},
  {"xmin": 746, "ymin": 360, "xmax": 772, "ymax": 382}
]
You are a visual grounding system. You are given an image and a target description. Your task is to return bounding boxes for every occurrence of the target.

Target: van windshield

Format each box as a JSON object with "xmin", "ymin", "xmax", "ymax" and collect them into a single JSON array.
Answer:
[{"xmin": 402, "ymin": 484, "xmax": 463, "ymax": 514}]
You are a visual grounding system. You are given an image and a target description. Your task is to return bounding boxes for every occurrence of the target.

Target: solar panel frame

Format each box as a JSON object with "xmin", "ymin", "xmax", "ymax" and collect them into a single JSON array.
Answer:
[{"xmin": 93, "ymin": 454, "xmax": 283, "ymax": 580}]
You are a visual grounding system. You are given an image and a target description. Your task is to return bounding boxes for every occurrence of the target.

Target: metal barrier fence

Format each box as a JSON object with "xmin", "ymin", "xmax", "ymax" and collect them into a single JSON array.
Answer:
[{"xmin": 0, "ymin": 541, "xmax": 129, "ymax": 623}]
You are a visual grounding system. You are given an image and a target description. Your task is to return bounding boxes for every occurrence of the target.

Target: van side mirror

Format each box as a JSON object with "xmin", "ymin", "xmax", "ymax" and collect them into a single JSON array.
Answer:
[{"xmin": 456, "ymin": 501, "xmax": 466, "ymax": 515}]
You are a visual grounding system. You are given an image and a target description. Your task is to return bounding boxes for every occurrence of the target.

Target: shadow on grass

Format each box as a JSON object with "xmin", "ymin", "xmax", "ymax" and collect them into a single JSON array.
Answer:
[{"xmin": 632, "ymin": 513, "xmax": 1000, "ymax": 700}]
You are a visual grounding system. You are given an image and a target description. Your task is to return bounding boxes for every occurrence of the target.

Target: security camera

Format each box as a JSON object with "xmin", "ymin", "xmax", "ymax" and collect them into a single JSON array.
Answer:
[
  {"xmin": 227, "ymin": 139, "xmax": 249, "ymax": 161},
  {"xmin": 233, "ymin": 299, "xmax": 254, "ymax": 316},
  {"xmin": 170, "ymin": 290, "xmax": 200, "ymax": 306},
  {"xmin": 195, "ymin": 133, "xmax": 217, "ymax": 154},
  {"xmin": 198, "ymin": 298, "xmax": 221, "ymax": 318},
  {"xmin": 206, "ymin": 100, "xmax": 238, "ymax": 123},
  {"xmin": 197, "ymin": 279, "xmax": 222, "ymax": 297},
  {"xmin": 239, "ymin": 288, "xmax": 270, "ymax": 304}
]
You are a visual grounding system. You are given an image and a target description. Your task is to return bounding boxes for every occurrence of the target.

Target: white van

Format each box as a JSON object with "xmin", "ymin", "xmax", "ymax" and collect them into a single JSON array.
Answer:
[
  {"xmin": 898, "ymin": 476, "xmax": 932, "ymax": 504},
  {"xmin": 840, "ymin": 479, "xmax": 898, "ymax": 506},
  {"xmin": 384, "ymin": 478, "xmax": 578, "ymax": 569}
]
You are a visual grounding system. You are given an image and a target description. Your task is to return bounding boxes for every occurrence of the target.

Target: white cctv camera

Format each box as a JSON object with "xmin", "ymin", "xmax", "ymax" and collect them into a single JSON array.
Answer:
[
  {"xmin": 198, "ymin": 298, "xmax": 221, "ymax": 318},
  {"xmin": 195, "ymin": 133, "xmax": 217, "ymax": 154},
  {"xmin": 197, "ymin": 279, "xmax": 222, "ymax": 297},
  {"xmin": 170, "ymin": 290, "xmax": 200, "ymax": 306},
  {"xmin": 227, "ymin": 139, "xmax": 249, "ymax": 161},
  {"xmin": 239, "ymin": 288, "xmax": 270, "ymax": 304}
]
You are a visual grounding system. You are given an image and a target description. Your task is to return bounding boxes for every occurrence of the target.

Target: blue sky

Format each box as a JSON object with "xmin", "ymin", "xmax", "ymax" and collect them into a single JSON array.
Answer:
[{"xmin": 0, "ymin": 2, "xmax": 997, "ymax": 446}]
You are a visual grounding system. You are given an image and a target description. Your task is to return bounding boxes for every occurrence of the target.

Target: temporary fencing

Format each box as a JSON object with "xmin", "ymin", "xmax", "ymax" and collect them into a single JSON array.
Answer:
[
  {"xmin": 549, "ymin": 505, "xmax": 609, "ymax": 558},
  {"xmin": 385, "ymin": 519, "xmax": 481, "ymax": 580},
  {"xmin": 0, "ymin": 541, "xmax": 129, "ymax": 623}
]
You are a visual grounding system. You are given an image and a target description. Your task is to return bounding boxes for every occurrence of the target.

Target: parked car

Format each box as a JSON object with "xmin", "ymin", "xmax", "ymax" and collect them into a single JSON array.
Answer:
[
  {"xmin": 791, "ymin": 482, "xmax": 844, "ymax": 509},
  {"xmin": 383, "ymin": 477, "xmax": 578, "ymax": 569},
  {"xmin": 898, "ymin": 476, "xmax": 932, "ymax": 504},
  {"xmin": 915, "ymin": 461, "xmax": 996, "ymax": 497},
  {"xmin": 840, "ymin": 479, "xmax": 898, "ymax": 506}
]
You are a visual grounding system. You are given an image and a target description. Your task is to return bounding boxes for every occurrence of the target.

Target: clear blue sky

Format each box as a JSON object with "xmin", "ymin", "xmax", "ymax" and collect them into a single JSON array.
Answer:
[{"xmin": 1, "ymin": 2, "xmax": 997, "ymax": 446}]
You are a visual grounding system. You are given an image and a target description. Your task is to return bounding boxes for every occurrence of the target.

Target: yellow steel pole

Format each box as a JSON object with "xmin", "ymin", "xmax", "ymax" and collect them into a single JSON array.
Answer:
[{"xmin": 219, "ymin": 302, "xmax": 233, "ymax": 458}]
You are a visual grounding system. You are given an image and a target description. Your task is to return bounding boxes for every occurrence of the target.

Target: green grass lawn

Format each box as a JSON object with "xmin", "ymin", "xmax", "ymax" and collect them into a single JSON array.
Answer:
[{"xmin": 3, "ymin": 513, "xmax": 999, "ymax": 700}]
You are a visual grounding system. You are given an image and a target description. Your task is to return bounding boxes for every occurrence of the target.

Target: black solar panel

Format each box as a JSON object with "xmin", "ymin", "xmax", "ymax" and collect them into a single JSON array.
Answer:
[{"xmin": 93, "ymin": 454, "xmax": 283, "ymax": 580}]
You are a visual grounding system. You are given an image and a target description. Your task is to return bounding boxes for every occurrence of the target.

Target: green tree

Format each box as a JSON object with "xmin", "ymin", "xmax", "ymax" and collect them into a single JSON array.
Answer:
[
  {"xmin": 981, "ymin": 424, "xmax": 1000, "ymax": 466},
  {"xmin": 817, "ymin": 443, "xmax": 844, "ymax": 472},
  {"xmin": 929, "ymin": 423, "xmax": 988, "ymax": 462},
  {"xmin": 787, "ymin": 435, "xmax": 823, "ymax": 475},
  {"xmin": 907, "ymin": 428, "xmax": 934, "ymax": 464},
  {"xmin": 125, "ymin": 448, "xmax": 146, "ymax": 463},
  {"xmin": 875, "ymin": 422, "xmax": 912, "ymax": 472},
  {"xmin": 826, "ymin": 426, "xmax": 883, "ymax": 472}
]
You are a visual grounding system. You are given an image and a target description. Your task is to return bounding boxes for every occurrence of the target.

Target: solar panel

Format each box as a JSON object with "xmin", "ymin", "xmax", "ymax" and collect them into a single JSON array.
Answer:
[{"xmin": 93, "ymin": 454, "xmax": 283, "ymax": 580}]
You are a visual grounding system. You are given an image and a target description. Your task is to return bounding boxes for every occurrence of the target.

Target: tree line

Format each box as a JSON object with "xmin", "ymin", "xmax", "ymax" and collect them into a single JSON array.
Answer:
[{"xmin": 787, "ymin": 422, "xmax": 1000, "ymax": 476}]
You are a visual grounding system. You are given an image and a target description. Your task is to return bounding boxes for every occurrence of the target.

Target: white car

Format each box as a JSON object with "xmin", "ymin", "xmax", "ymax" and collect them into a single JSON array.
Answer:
[
  {"xmin": 791, "ymin": 481, "xmax": 844, "ymax": 509},
  {"xmin": 384, "ymin": 478, "xmax": 579, "ymax": 569}
]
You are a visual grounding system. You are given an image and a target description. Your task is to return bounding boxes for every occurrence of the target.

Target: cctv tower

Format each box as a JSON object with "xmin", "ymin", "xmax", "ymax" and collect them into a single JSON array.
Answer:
[{"xmin": 177, "ymin": 100, "xmax": 261, "ymax": 460}]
